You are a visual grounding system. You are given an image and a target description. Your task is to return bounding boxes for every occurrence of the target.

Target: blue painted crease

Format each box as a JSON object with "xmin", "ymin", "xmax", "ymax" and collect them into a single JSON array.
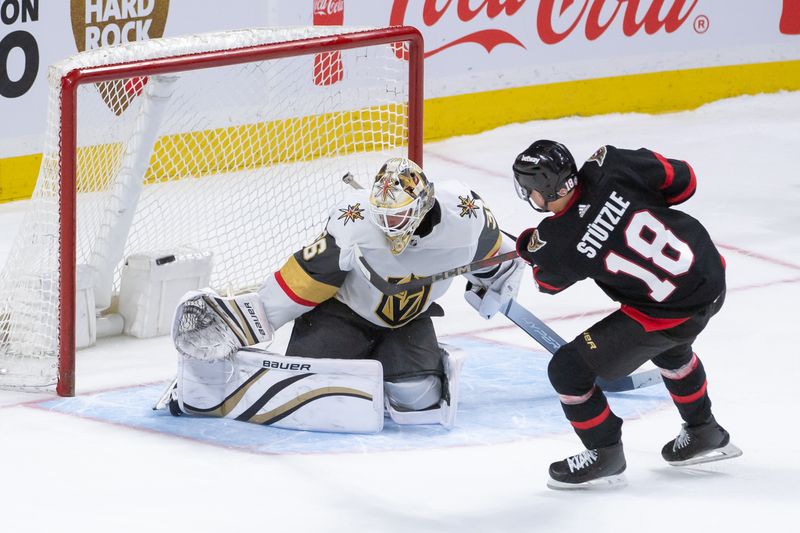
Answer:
[{"xmin": 38, "ymin": 335, "xmax": 669, "ymax": 454}]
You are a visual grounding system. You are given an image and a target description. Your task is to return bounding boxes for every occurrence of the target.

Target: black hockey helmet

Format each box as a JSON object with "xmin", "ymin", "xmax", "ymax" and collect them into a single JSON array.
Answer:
[{"xmin": 512, "ymin": 140, "xmax": 578, "ymax": 212}]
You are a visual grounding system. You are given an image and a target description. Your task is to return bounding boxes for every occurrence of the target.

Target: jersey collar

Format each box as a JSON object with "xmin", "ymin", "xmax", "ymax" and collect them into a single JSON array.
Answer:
[{"xmin": 551, "ymin": 182, "xmax": 582, "ymax": 219}]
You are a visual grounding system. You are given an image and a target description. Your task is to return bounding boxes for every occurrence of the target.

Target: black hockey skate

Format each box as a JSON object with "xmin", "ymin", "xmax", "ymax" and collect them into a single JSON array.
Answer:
[
  {"xmin": 661, "ymin": 418, "xmax": 742, "ymax": 466},
  {"xmin": 547, "ymin": 442, "xmax": 627, "ymax": 490}
]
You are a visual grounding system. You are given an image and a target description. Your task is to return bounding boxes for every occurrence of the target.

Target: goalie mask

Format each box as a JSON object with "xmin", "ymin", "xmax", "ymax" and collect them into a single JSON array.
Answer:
[{"xmin": 368, "ymin": 158, "xmax": 435, "ymax": 255}]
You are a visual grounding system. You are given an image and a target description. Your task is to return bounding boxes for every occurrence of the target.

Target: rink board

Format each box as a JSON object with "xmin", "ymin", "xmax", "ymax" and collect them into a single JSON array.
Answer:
[{"xmin": 36, "ymin": 335, "xmax": 670, "ymax": 454}]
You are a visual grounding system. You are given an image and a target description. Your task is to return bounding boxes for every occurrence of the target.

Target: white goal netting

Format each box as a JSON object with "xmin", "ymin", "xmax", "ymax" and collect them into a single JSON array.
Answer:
[{"xmin": 0, "ymin": 26, "xmax": 420, "ymax": 392}]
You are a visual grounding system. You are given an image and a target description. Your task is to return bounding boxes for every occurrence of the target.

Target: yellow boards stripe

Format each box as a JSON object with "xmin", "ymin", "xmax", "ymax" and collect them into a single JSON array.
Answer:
[
  {"xmin": 423, "ymin": 59, "xmax": 800, "ymax": 142},
  {"xmin": 0, "ymin": 153, "xmax": 42, "ymax": 202},
  {"xmin": 144, "ymin": 103, "xmax": 409, "ymax": 183},
  {"xmin": 4, "ymin": 60, "xmax": 800, "ymax": 203},
  {"xmin": 1, "ymin": 103, "xmax": 409, "ymax": 202}
]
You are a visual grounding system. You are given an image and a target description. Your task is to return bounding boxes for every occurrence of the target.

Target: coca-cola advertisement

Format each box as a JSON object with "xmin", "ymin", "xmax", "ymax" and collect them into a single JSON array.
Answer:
[
  {"xmin": 300, "ymin": 0, "xmax": 799, "ymax": 98},
  {"xmin": 312, "ymin": 0, "xmax": 345, "ymax": 85},
  {"xmin": 0, "ymin": 0, "xmax": 797, "ymax": 172}
]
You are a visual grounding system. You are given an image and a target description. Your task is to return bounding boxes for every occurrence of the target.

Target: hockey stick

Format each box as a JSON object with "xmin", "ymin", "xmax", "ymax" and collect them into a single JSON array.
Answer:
[
  {"xmin": 355, "ymin": 245, "xmax": 519, "ymax": 296},
  {"xmin": 497, "ymin": 298, "xmax": 663, "ymax": 392},
  {"xmin": 346, "ymin": 171, "xmax": 661, "ymax": 391}
]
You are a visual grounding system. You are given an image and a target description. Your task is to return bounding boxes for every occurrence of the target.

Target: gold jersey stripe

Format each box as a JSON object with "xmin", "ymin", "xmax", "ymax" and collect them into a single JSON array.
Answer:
[{"xmin": 278, "ymin": 256, "xmax": 339, "ymax": 305}]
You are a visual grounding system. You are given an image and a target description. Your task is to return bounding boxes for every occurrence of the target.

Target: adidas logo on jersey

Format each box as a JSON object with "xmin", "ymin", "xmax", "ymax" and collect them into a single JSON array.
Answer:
[{"xmin": 579, "ymin": 204, "xmax": 591, "ymax": 218}]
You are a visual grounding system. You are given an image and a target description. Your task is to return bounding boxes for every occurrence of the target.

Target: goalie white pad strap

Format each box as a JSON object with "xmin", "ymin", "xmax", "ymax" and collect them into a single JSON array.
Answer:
[
  {"xmin": 175, "ymin": 347, "xmax": 384, "ymax": 434},
  {"xmin": 385, "ymin": 346, "xmax": 466, "ymax": 429}
]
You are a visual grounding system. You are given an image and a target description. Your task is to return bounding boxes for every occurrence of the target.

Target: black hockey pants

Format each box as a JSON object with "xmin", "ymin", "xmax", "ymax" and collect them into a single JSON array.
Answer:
[{"xmin": 548, "ymin": 290, "xmax": 726, "ymax": 449}]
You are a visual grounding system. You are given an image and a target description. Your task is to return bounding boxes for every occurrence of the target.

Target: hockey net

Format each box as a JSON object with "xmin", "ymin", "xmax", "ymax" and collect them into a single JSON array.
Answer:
[{"xmin": 0, "ymin": 26, "xmax": 423, "ymax": 395}]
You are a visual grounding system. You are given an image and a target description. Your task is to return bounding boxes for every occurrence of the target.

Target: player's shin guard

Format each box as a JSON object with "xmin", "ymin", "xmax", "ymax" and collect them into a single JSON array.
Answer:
[
  {"xmin": 548, "ymin": 345, "xmax": 622, "ymax": 448},
  {"xmin": 559, "ymin": 387, "xmax": 623, "ymax": 449},
  {"xmin": 658, "ymin": 353, "xmax": 712, "ymax": 426}
]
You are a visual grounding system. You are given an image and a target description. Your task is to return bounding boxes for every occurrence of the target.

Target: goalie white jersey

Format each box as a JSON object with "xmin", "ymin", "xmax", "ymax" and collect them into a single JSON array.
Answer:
[{"xmin": 259, "ymin": 180, "xmax": 505, "ymax": 329}]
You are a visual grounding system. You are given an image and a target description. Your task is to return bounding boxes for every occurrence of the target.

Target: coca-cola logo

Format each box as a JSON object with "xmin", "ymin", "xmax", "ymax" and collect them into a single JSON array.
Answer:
[
  {"xmin": 390, "ymin": 0, "xmax": 700, "ymax": 57},
  {"xmin": 538, "ymin": 0, "xmax": 699, "ymax": 44},
  {"xmin": 781, "ymin": 0, "xmax": 800, "ymax": 34},
  {"xmin": 314, "ymin": 0, "xmax": 344, "ymax": 16},
  {"xmin": 390, "ymin": 0, "xmax": 525, "ymax": 56}
]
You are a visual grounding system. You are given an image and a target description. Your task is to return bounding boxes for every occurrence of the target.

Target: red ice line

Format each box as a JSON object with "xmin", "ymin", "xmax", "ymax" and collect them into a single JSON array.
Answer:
[
  {"xmin": 715, "ymin": 242, "xmax": 800, "ymax": 271},
  {"xmin": 456, "ymin": 242, "xmax": 800, "ymax": 340},
  {"xmin": 2, "ymin": 232, "xmax": 796, "ymax": 405}
]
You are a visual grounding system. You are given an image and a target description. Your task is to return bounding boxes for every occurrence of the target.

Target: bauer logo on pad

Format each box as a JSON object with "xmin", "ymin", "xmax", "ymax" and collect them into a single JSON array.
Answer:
[{"xmin": 70, "ymin": 0, "xmax": 171, "ymax": 115}]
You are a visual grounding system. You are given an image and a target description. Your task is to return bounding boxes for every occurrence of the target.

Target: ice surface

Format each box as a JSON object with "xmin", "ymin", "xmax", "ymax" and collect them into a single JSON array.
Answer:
[{"xmin": 1, "ymin": 92, "xmax": 799, "ymax": 532}]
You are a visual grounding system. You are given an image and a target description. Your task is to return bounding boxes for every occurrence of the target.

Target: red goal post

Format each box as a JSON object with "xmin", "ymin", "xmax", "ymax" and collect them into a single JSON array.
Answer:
[{"xmin": 0, "ymin": 26, "xmax": 424, "ymax": 396}]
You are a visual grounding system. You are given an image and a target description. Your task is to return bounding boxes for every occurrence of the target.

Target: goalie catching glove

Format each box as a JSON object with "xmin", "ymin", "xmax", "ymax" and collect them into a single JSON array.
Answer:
[
  {"xmin": 464, "ymin": 256, "xmax": 525, "ymax": 319},
  {"xmin": 172, "ymin": 289, "xmax": 273, "ymax": 361}
]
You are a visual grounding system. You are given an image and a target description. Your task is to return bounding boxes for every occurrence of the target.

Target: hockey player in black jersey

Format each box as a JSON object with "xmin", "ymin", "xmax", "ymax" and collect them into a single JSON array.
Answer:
[{"xmin": 512, "ymin": 140, "xmax": 742, "ymax": 490}]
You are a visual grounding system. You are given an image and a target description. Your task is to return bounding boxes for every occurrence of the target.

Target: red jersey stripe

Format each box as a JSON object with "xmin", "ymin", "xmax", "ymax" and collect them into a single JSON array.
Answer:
[
  {"xmin": 620, "ymin": 304, "xmax": 690, "ymax": 332},
  {"xmin": 653, "ymin": 152, "xmax": 675, "ymax": 190},
  {"xmin": 274, "ymin": 271, "xmax": 317, "ymax": 307},
  {"xmin": 666, "ymin": 161, "xmax": 697, "ymax": 204},
  {"xmin": 533, "ymin": 266, "xmax": 565, "ymax": 292}
]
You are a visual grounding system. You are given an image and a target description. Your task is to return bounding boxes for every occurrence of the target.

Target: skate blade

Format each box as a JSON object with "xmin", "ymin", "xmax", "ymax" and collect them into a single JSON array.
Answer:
[
  {"xmin": 152, "ymin": 377, "xmax": 178, "ymax": 411},
  {"xmin": 547, "ymin": 473, "xmax": 628, "ymax": 491},
  {"xmin": 667, "ymin": 442, "xmax": 743, "ymax": 467}
]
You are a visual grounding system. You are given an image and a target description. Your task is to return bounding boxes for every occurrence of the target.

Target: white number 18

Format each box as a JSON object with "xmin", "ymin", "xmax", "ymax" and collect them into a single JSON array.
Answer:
[{"xmin": 604, "ymin": 211, "xmax": 693, "ymax": 302}]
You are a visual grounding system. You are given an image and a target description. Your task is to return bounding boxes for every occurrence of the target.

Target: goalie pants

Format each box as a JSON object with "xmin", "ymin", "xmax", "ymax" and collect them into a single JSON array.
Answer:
[
  {"xmin": 286, "ymin": 298, "xmax": 444, "ymax": 382},
  {"xmin": 548, "ymin": 290, "xmax": 726, "ymax": 449}
]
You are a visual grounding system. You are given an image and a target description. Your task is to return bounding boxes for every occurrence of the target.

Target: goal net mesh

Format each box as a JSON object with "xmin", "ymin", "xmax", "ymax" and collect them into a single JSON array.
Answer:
[{"xmin": 0, "ymin": 26, "xmax": 417, "ymax": 390}]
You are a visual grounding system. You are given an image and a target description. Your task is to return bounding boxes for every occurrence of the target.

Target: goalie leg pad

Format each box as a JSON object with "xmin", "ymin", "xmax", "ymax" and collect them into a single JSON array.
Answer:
[
  {"xmin": 385, "ymin": 346, "xmax": 466, "ymax": 429},
  {"xmin": 384, "ymin": 375, "xmax": 442, "ymax": 411},
  {"xmin": 174, "ymin": 347, "xmax": 384, "ymax": 433}
]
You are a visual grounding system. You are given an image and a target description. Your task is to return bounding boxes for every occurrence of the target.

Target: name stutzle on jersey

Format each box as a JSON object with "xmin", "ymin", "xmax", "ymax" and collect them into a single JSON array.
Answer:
[{"xmin": 576, "ymin": 191, "xmax": 631, "ymax": 259}]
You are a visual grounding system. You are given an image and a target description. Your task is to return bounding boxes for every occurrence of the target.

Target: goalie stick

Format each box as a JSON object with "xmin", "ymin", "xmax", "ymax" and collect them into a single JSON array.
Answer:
[
  {"xmin": 496, "ymin": 298, "xmax": 663, "ymax": 392},
  {"xmin": 357, "ymin": 246, "xmax": 660, "ymax": 391},
  {"xmin": 472, "ymin": 230, "xmax": 661, "ymax": 390},
  {"xmin": 355, "ymin": 245, "xmax": 519, "ymax": 296}
]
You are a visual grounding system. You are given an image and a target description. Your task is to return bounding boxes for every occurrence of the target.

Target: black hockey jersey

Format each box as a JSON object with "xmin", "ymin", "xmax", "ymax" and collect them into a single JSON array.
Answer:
[{"xmin": 517, "ymin": 145, "xmax": 725, "ymax": 331}]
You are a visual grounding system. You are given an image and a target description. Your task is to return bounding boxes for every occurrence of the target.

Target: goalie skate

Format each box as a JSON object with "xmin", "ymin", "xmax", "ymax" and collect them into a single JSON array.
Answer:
[
  {"xmin": 152, "ymin": 377, "xmax": 181, "ymax": 416},
  {"xmin": 662, "ymin": 418, "xmax": 742, "ymax": 466}
]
